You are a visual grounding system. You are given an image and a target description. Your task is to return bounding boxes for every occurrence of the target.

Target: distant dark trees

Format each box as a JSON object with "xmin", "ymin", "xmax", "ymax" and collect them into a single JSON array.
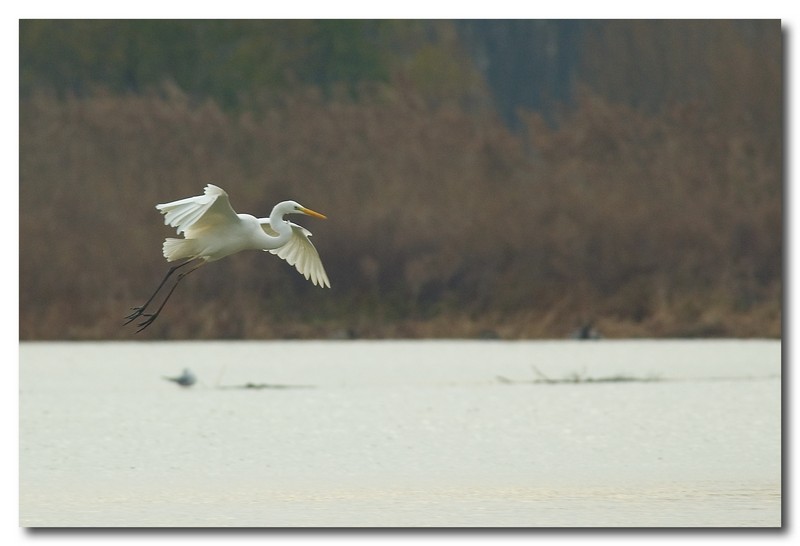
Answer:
[
  {"xmin": 20, "ymin": 20, "xmax": 396, "ymax": 107},
  {"xmin": 455, "ymin": 20, "xmax": 583, "ymax": 126},
  {"xmin": 21, "ymin": 19, "xmax": 780, "ymax": 127}
]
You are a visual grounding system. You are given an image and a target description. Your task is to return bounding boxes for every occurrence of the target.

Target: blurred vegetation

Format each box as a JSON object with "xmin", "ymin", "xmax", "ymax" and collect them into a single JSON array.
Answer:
[
  {"xmin": 19, "ymin": 20, "xmax": 471, "ymax": 108},
  {"xmin": 19, "ymin": 20, "xmax": 781, "ymax": 339}
]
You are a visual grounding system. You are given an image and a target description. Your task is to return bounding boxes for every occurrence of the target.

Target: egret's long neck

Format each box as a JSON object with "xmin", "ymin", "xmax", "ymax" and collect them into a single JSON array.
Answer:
[{"xmin": 266, "ymin": 204, "xmax": 294, "ymax": 247}]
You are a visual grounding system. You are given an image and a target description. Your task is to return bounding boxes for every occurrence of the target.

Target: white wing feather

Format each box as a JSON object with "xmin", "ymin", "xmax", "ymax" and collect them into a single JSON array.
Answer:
[
  {"xmin": 156, "ymin": 184, "xmax": 239, "ymax": 235},
  {"xmin": 261, "ymin": 220, "xmax": 331, "ymax": 288}
]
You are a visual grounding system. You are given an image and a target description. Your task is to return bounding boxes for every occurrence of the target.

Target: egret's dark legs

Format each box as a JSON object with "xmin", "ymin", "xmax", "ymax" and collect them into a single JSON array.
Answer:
[
  {"xmin": 134, "ymin": 262, "xmax": 205, "ymax": 333},
  {"xmin": 124, "ymin": 259, "xmax": 197, "ymax": 326}
]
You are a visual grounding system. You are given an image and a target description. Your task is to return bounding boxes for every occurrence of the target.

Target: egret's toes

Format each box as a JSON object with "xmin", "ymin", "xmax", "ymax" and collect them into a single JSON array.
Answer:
[
  {"xmin": 124, "ymin": 307, "xmax": 146, "ymax": 324},
  {"xmin": 136, "ymin": 314, "xmax": 158, "ymax": 333}
]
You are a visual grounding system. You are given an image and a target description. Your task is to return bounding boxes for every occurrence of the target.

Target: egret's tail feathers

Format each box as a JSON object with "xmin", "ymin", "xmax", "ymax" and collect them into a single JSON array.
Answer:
[{"xmin": 162, "ymin": 238, "xmax": 200, "ymax": 262}]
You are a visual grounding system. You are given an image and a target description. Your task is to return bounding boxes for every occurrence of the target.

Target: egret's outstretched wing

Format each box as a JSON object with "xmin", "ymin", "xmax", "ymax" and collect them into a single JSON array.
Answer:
[
  {"xmin": 261, "ymin": 220, "xmax": 330, "ymax": 288},
  {"xmin": 156, "ymin": 184, "xmax": 239, "ymax": 235}
]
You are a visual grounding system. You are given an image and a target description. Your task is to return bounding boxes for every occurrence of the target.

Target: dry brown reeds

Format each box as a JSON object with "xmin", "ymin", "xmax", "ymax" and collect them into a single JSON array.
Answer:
[{"xmin": 19, "ymin": 80, "xmax": 781, "ymax": 339}]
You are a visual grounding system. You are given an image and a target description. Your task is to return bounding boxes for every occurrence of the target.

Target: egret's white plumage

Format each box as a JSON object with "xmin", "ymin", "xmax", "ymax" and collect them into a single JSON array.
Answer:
[
  {"xmin": 260, "ymin": 219, "xmax": 330, "ymax": 288},
  {"xmin": 125, "ymin": 184, "xmax": 329, "ymax": 332},
  {"xmin": 155, "ymin": 184, "xmax": 329, "ymax": 287}
]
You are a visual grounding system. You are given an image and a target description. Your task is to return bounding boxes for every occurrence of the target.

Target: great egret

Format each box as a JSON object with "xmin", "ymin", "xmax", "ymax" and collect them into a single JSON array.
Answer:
[{"xmin": 125, "ymin": 184, "xmax": 329, "ymax": 332}]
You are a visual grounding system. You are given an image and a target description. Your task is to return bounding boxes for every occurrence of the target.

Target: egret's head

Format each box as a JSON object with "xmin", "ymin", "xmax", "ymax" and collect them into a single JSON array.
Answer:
[{"xmin": 285, "ymin": 200, "xmax": 327, "ymax": 220}]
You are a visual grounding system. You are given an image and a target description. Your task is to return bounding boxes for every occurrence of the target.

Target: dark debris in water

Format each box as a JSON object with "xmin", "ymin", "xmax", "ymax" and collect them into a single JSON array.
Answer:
[
  {"xmin": 496, "ymin": 365, "xmax": 662, "ymax": 385},
  {"xmin": 496, "ymin": 374, "xmax": 662, "ymax": 385},
  {"xmin": 217, "ymin": 383, "xmax": 316, "ymax": 390}
]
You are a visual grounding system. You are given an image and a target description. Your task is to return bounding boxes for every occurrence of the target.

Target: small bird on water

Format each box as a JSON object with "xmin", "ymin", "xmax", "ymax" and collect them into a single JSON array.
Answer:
[{"xmin": 163, "ymin": 368, "xmax": 197, "ymax": 387}]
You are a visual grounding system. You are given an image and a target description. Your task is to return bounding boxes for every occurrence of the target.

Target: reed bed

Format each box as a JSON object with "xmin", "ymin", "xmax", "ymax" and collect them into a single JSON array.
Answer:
[{"xmin": 19, "ymin": 83, "xmax": 781, "ymax": 339}]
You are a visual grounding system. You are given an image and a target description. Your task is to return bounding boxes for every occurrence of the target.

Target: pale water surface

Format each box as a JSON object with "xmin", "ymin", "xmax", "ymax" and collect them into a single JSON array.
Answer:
[{"xmin": 19, "ymin": 340, "xmax": 781, "ymax": 527}]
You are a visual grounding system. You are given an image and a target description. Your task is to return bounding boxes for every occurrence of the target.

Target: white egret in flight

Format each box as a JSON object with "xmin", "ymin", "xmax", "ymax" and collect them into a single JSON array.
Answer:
[{"xmin": 125, "ymin": 184, "xmax": 330, "ymax": 332}]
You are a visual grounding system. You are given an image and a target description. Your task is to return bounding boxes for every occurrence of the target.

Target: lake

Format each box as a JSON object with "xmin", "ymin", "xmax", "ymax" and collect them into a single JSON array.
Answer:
[{"xmin": 19, "ymin": 339, "xmax": 781, "ymax": 527}]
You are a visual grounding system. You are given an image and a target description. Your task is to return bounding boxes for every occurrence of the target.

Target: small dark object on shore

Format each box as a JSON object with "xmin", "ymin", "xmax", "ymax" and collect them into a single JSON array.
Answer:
[{"xmin": 570, "ymin": 323, "xmax": 602, "ymax": 340}]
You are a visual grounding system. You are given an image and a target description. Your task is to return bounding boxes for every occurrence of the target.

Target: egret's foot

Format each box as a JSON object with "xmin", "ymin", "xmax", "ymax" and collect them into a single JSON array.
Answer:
[
  {"xmin": 124, "ymin": 307, "xmax": 146, "ymax": 325},
  {"xmin": 136, "ymin": 313, "xmax": 159, "ymax": 333}
]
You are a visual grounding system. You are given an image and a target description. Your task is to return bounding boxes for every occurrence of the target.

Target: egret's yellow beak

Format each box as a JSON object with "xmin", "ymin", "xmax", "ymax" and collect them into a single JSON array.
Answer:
[{"xmin": 300, "ymin": 207, "xmax": 327, "ymax": 220}]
